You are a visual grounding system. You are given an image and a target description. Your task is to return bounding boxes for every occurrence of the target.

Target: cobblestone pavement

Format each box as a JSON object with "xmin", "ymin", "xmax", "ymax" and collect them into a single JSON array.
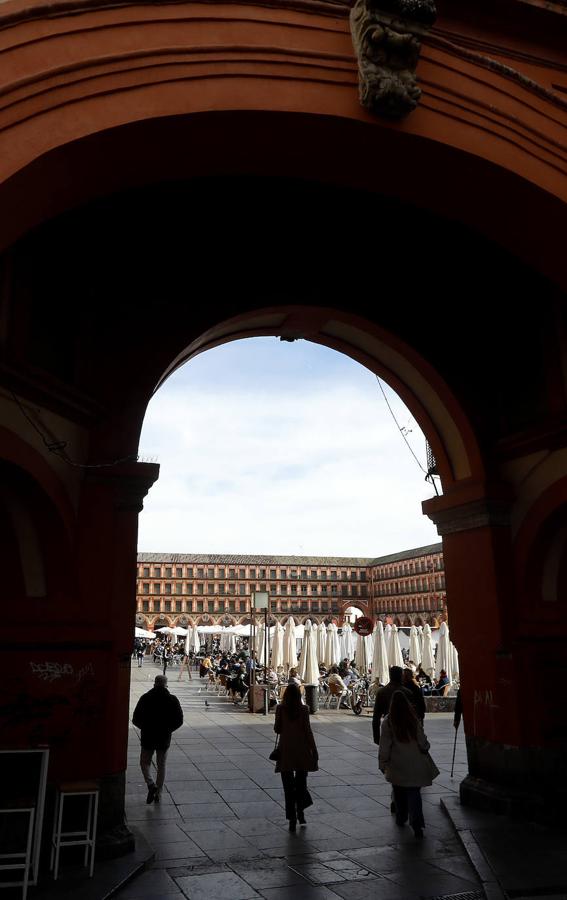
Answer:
[{"xmin": 120, "ymin": 664, "xmax": 481, "ymax": 900}]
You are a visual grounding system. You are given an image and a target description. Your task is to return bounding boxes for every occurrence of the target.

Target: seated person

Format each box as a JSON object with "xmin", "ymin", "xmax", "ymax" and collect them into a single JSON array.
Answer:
[
  {"xmin": 416, "ymin": 666, "xmax": 432, "ymax": 687},
  {"xmin": 423, "ymin": 669, "xmax": 450, "ymax": 695},
  {"xmin": 327, "ymin": 666, "xmax": 349, "ymax": 707},
  {"xmin": 338, "ymin": 658, "xmax": 350, "ymax": 678},
  {"xmin": 288, "ymin": 667, "xmax": 302, "ymax": 687}
]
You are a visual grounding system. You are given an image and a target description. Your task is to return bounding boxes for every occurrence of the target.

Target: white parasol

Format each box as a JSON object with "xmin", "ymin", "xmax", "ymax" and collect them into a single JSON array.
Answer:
[
  {"xmin": 355, "ymin": 630, "xmax": 369, "ymax": 673},
  {"xmin": 298, "ymin": 620, "xmax": 320, "ymax": 684},
  {"xmin": 135, "ymin": 627, "xmax": 154, "ymax": 639},
  {"xmin": 435, "ymin": 621, "xmax": 453, "ymax": 683},
  {"xmin": 409, "ymin": 625, "xmax": 421, "ymax": 667},
  {"xmin": 388, "ymin": 625, "xmax": 404, "ymax": 668},
  {"xmin": 317, "ymin": 622, "xmax": 327, "ymax": 661},
  {"xmin": 271, "ymin": 621, "xmax": 284, "ymax": 669},
  {"xmin": 283, "ymin": 616, "xmax": 298, "ymax": 670},
  {"xmin": 371, "ymin": 620, "xmax": 389, "ymax": 686},
  {"xmin": 450, "ymin": 641, "xmax": 459, "ymax": 680},
  {"xmin": 421, "ymin": 623, "xmax": 435, "ymax": 677},
  {"xmin": 341, "ymin": 623, "xmax": 355, "ymax": 662}
]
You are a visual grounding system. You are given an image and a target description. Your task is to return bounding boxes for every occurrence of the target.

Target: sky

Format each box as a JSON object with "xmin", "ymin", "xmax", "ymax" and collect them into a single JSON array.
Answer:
[{"xmin": 137, "ymin": 338, "xmax": 441, "ymax": 557}]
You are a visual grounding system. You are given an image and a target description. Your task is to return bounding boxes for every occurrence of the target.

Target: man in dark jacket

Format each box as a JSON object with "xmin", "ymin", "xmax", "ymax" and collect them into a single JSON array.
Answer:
[
  {"xmin": 372, "ymin": 666, "xmax": 414, "ymax": 745},
  {"xmin": 132, "ymin": 674, "xmax": 183, "ymax": 803}
]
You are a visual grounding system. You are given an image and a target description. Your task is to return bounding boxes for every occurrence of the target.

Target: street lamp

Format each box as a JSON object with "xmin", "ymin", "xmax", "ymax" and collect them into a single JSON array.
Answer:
[{"xmin": 251, "ymin": 591, "xmax": 269, "ymax": 715}]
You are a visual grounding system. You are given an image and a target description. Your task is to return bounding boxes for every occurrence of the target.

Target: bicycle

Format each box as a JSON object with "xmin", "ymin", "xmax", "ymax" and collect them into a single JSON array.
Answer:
[{"xmin": 349, "ymin": 675, "xmax": 372, "ymax": 715}]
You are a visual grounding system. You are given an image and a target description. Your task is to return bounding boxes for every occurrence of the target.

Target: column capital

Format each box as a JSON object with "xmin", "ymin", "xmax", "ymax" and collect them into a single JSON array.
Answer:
[
  {"xmin": 423, "ymin": 481, "xmax": 514, "ymax": 535},
  {"xmin": 86, "ymin": 461, "xmax": 159, "ymax": 512}
]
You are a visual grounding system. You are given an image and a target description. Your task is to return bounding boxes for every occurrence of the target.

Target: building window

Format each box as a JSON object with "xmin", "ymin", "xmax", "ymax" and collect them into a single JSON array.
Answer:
[
  {"xmin": 153, "ymin": 583, "xmax": 161, "ymax": 594},
  {"xmin": 239, "ymin": 568, "xmax": 245, "ymax": 579},
  {"xmin": 165, "ymin": 567, "xmax": 172, "ymax": 578},
  {"xmin": 229, "ymin": 583, "xmax": 235, "ymax": 595},
  {"xmin": 331, "ymin": 585, "xmax": 337, "ymax": 594},
  {"xmin": 219, "ymin": 584, "xmax": 225, "ymax": 594},
  {"xmin": 281, "ymin": 585, "xmax": 288, "ymax": 595},
  {"xmin": 320, "ymin": 569, "xmax": 327, "ymax": 579},
  {"xmin": 291, "ymin": 585, "xmax": 297, "ymax": 594},
  {"xmin": 249, "ymin": 568, "xmax": 256, "ymax": 579},
  {"xmin": 176, "ymin": 567, "xmax": 183, "ymax": 577},
  {"xmin": 143, "ymin": 583, "xmax": 149, "ymax": 594},
  {"xmin": 259, "ymin": 568, "xmax": 266, "ymax": 578},
  {"xmin": 218, "ymin": 567, "xmax": 225, "ymax": 578},
  {"xmin": 229, "ymin": 568, "xmax": 236, "ymax": 578},
  {"xmin": 197, "ymin": 583, "xmax": 204, "ymax": 595},
  {"xmin": 175, "ymin": 601, "xmax": 182, "ymax": 612},
  {"xmin": 229, "ymin": 600, "xmax": 235, "ymax": 612},
  {"xmin": 310, "ymin": 569, "xmax": 317, "ymax": 579},
  {"xmin": 154, "ymin": 566, "xmax": 161, "ymax": 577},
  {"xmin": 280, "ymin": 568, "xmax": 287, "ymax": 579},
  {"xmin": 207, "ymin": 600, "xmax": 214, "ymax": 612},
  {"xmin": 239, "ymin": 601, "xmax": 246, "ymax": 612},
  {"xmin": 197, "ymin": 600, "xmax": 203, "ymax": 612},
  {"xmin": 143, "ymin": 566, "xmax": 150, "ymax": 577},
  {"xmin": 270, "ymin": 583, "xmax": 277, "ymax": 595},
  {"xmin": 153, "ymin": 600, "xmax": 161, "ymax": 612},
  {"xmin": 239, "ymin": 584, "xmax": 246, "ymax": 595},
  {"xmin": 165, "ymin": 583, "xmax": 172, "ymax": 594},
  {"xmin": 301, "ymin": 585, "xmax": 307, "ymax": 595},
  {"xmin": 197, "ymin": 567, "xmax": 204, "ymax": 578},
  {"xmin": 321, "ymin": 585, "xmax": 327, "ymax": 595},
  {"xmin": 176, "ymin": 583, "xmax": 182, "ymax": 595},
  {"xmin": 270, "ymin": 569, "xmax": 276, "ymax": 579},
  {"xmin": 311, "ymin": 584, "xmax": 318, "ymax": 594},
  {"xmin": 260, "ymin": 583, "xmax": 267, "ymax": 592},
  {"xmin": 186, "ymin": 583, "xmax": 193, "ymax": 595},
  {"xmin": 207, "ymin": 567, "xmax": 214, "ymax": 579},
  {"xmin": 207, "ymin": 584, "xmax": 215, "ymax": 595},
  {"xmin": 187, "ymin": 567, "xmax": 193, "ymax": 577},
  {"xmin": 142, "ymin": 600, "xmax": 149, "ymax": 612}
]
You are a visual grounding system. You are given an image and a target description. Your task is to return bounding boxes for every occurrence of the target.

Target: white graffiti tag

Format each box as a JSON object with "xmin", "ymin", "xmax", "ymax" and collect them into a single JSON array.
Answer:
[{"xmin": 30, "ymin": 662, "xmax": 74, "ymax": 682}]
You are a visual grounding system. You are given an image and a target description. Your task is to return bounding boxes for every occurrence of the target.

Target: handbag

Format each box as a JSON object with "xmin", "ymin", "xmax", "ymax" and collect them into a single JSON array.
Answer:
[
  {"xmin": 422, "ymin": 750, "xmax": 440, "ymax": 781},
  {"xmin": 269, "ymin": 735, "xmax": 281, "ymax": 762}
]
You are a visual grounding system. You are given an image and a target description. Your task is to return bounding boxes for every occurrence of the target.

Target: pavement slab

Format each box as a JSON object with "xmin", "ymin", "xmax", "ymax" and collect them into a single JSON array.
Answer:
[{"xmin": 113, "ymin": 664, "xmax": 525, "ymax": 900}]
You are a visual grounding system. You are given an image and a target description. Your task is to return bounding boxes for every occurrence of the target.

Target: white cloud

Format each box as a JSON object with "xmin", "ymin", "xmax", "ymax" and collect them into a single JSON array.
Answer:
[{"xmin": 137, "ymin": 340, "xmax": 440, "ymax": 557}]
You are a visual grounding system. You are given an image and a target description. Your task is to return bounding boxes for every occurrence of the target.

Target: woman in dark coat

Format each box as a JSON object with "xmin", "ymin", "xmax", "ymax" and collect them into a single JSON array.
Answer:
[{"xmin": 274, "ymin": 683, "xmax": 319, "ymax": 831}]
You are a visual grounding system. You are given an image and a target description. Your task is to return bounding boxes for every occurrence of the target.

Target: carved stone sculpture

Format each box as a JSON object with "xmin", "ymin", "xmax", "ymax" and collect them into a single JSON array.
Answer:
[{"xmin": 350, "ymin": 0, "xmax": 436, "ymax": 118}]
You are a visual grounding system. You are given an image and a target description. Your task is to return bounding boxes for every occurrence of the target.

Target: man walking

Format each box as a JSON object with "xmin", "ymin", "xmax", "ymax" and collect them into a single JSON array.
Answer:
[
  {"xmin": 372, "ymin": 665, "xmax": 415, "ymax": 815},
  {"xmin": 132, "ymin": 674, "xmax": 183, "ymax": 803}
]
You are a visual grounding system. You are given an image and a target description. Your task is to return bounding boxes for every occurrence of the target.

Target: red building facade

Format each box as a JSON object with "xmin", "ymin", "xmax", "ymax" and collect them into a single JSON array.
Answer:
[{"xmin": 136, "ymin": 544, "xmax": 446, "ymax": 631}]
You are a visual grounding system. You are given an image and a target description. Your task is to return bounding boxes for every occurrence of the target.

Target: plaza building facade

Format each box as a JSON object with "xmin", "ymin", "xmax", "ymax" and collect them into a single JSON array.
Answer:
[{"xmin": 135, "ymin": 543, "xmax": 446, "ymax": 632}]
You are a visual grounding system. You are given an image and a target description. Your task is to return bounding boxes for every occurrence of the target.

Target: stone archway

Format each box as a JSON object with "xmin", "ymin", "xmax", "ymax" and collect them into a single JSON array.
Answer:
[{"xmin": 0, "ymin": 0, "xmax": 564, "ymax": 839}]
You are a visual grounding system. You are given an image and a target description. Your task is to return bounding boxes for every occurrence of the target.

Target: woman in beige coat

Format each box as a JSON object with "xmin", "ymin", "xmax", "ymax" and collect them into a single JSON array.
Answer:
[
  {"xmin": 274, "ymin": 683, "xmax": 319, "ymax": 831},
  {"xmin": 378, "ymin": 690, "xmax": 438, "ymax": 839}
]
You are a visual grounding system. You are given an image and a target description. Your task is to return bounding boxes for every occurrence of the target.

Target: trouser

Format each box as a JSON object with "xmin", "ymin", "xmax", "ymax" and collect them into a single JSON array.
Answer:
[
  {"xmin": 140, "ymin": 747, "xmax": 168, "ymax": 794},
  {"xmin": 137, "ymin": 656, "xmax": 143, "ymax": 667},
  {"xmin": 280, "ymin": 770, "xmax": 310, "ymax": 821},
  {"xmin": 178, "ymin": 658, "xmax": 192, "ymax": 680},
  {"xmin": 392, "ymin": 785, "xmax": 425, "ymax": 829}
]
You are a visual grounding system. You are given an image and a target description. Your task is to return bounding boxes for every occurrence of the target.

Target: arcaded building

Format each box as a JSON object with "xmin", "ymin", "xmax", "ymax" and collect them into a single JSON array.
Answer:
[{"xmin": 135, "ymin": 543, "xmax": 446, "ymax": 631}]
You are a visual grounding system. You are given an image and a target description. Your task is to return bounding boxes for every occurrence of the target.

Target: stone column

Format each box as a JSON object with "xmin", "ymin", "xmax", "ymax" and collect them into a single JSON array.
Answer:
[
  {"xmin": 423, "ymin": 483, "xmax": 539, "ymax": 815},
  {"xmin": 76, "ymin": 461, "xmax": 159, "ymax": 856}
]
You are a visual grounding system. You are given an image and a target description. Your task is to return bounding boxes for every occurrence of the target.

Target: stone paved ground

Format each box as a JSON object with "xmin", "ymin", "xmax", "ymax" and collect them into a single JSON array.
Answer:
[{"xmin": 119, "ymin": 664, "xmax": 482, "ymax": 900}]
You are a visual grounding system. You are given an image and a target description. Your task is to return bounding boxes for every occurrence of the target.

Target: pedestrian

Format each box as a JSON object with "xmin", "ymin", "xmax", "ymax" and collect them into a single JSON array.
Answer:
[
  {"xmin": 136, "ymin": 641, "xmax": 145, "ymax": 667},
  {"xmin": 402, "ymin": 667, "xmax": 426, "ymax": 721},
  {"xmin": 274, "ymin": 683, "xmax": 319, "ymax": 832},
  {"xmin": 178, "ymin": 649, "xmax": 192, "ymax": 681},
  {"xmin": 378, "ymin": 690, "xmax": 439, "ymax": 839},
  {"xmin": 372, "ymin": 665, "xmax": 414, "ymax": 744},
  {"xmin": 132, "ymin": 674, "xmax": 183, "ymax": 804},
  {"xmin": 372, "ymin": 664, "xmax": 416, "ymax": 815}
]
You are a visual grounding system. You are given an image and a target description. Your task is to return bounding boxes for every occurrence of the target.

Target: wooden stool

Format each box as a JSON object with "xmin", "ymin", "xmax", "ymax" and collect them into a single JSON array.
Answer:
[
  {"xmin": 50, "ymin": 781, "xmax": 99, "ymax": 880},
  {"xmin": 0, "ymin": 807, "xmax": 35, "ymax": 900}
]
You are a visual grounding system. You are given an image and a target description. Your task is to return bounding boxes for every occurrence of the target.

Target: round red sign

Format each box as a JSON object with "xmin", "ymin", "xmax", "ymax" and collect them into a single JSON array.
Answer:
[{"xmin": 353, "ymin": 616, "xmax": 374, "ymax": 637}]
